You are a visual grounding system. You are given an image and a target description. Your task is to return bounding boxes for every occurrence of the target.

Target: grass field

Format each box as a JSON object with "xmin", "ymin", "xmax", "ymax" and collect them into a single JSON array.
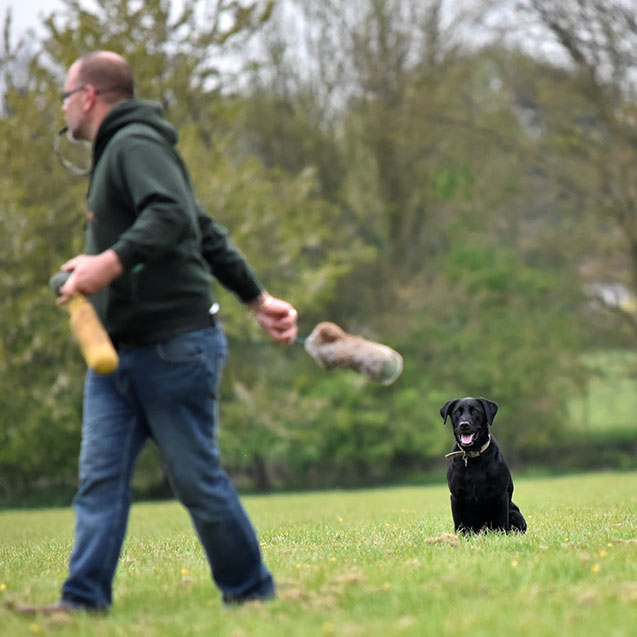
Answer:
[{"xmin": 1, "ymin": 471, "xmax": 635, "ymax": 636}]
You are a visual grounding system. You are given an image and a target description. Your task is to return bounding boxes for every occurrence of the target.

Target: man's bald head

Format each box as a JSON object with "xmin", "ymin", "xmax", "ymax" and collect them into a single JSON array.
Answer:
[{"xmin": 74, "ymin": 51, "xmax": 135, "ymax": 104}]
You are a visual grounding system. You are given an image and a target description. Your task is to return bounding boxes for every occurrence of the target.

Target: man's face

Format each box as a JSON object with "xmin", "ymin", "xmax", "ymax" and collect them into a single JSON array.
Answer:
[{"xmin": 62, "ymin": 63, "xmax": 88, "ymax": 141}]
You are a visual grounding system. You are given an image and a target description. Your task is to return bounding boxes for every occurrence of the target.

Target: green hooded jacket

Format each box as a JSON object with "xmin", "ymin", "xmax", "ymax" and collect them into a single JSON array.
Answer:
[{"xmin": 85, "ymin": 99, "xmax": 262, "ymax": 341}]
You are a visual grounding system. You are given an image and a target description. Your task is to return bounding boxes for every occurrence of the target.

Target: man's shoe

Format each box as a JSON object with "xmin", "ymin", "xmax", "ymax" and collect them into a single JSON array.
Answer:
[
  {"xmin": 223, "ymin": 587, "xmax": 276, "ymax": 606},
  {"xmin": 7, "ymin": 600, "xmax": 93, "ymax": 616}
]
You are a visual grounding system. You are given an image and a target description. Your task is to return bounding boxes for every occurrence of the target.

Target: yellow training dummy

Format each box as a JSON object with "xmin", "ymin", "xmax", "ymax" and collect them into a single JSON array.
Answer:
[{"xmin": 49, "ymin": 271, "xmax": 119, "ymax": 374}]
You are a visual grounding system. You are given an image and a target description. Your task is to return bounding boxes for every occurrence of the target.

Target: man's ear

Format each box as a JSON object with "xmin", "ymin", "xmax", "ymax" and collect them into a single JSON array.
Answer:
[
  {"xmin": 479, "ymin": 398, "xmax": 499, "ymax": 425},
  {"xmin": 440, "ymin": 400, "xmax": 458, "ymax": 425}
]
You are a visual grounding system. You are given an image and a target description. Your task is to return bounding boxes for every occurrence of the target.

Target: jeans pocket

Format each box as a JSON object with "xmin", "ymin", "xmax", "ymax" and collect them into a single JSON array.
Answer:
[{"xmin": 157, "ymin": 331, "xmax": 205, "ymax": 364}]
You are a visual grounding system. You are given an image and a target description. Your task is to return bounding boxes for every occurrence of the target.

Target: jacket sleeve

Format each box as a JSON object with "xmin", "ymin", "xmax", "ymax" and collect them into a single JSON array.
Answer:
[
  {"xmin": 197, "ymin": 203, "xmax": 263, "ymax": 303},
  {"xmin": 110, "ymin": 137, "xmax": 197, "ymax": 268}
]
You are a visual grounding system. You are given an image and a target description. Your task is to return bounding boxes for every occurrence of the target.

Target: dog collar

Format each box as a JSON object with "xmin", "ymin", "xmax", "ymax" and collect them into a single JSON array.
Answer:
[{"xmin": 444, "ymin": 434, "xmax": 491, "ymax": 467}]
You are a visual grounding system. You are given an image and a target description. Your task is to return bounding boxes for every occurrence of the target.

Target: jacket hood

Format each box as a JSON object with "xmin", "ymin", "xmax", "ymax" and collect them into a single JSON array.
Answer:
[{"xmin": 93, "ymin": 99, "xmax": 177, "ymax": 165}]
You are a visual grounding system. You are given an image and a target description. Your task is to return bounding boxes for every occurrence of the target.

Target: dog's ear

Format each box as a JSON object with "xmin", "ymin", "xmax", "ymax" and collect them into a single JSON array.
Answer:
[
  {"xmin": 478, "ymin": 398, "xmax": 498, "ymax": 425},
  {"xmin": 440, "ymin": 400, "xmax": 457, "ymax": 424}
]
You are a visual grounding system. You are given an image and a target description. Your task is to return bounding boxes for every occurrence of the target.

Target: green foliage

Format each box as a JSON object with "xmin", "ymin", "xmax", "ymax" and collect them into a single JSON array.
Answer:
[
  {"xmin": 1, "ymin": 0, "xmax": 635, "ymax": 497},
  {"xmin": 1, "ymin": 472, "xmax": 636, "ymax": 636},
  {"xmin": 433, "ymin": 163, "xmax": 474, "ymax": 202},
  {"xmin": 428, "ymin": 239, "xmax": 587, "ymax": 449},
  {"xmin": 568, "ymin": 350, "xmax": 637, "ymax": 436},
  {"xmin": 0, "ymin": 73, "xmax": 87, "ymax": 495},
  {"xmin": 0, "ymin": 0, "xmax": 373, "ymax": 496}
]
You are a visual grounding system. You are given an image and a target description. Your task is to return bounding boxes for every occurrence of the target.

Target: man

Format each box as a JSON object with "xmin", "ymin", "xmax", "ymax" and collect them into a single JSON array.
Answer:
[{"xmin": 25, "ymin": 51, "xmax": 297, "ymax": 613}]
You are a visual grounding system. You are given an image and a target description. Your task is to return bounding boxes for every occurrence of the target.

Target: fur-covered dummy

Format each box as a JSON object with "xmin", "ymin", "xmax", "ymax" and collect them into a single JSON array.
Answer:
[{"xmin": 303, "ymin": 322, "xmax": 403, "ymax": 385}]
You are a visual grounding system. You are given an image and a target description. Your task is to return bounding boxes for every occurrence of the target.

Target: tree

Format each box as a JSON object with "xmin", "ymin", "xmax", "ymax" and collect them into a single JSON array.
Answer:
[
  {"xmin": 0, "ymin": 0, "xmax": 369, "ymax": 498},
  {"xmin": 498, "ymin": 0, "xmax": 637, "ymax": 341},
  {"xmin": 227, "ymin": 1, "xmax": 595, "ymax": 476},
  {"xmin": 3, "ymin": 0, "xmax": 626, "ymax": 496}
]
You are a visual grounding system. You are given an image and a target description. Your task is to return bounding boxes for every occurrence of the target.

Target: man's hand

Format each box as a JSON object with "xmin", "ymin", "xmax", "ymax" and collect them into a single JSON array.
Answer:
[
  {"xmin": 248, "ymin": 293, "xmax": 298, "ymax": 344},
  {"xmin": 58, "ymin": 250, "xmax": 124, "ymax": 304}
]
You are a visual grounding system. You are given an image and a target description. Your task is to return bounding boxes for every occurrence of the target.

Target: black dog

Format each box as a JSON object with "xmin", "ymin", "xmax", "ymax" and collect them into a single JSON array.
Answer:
[{"xmin": 440, "ymin": 397, "xmax": 526, "ymax": 534}]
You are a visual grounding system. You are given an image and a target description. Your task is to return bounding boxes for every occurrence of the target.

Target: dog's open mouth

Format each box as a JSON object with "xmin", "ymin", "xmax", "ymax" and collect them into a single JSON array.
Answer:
[{"xmin": 459, "ymin": 433, "xmax": 476, "ymax": 446}]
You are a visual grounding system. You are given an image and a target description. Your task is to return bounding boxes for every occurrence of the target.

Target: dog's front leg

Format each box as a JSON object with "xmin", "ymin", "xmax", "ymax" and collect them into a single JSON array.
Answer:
[
  {"xmin": 492, "ymin": 495, "xmax": 511, "ymax": 532},
  {"xmin": 450, "ymin": 495, "xmax": 466, "ymax": 533}
]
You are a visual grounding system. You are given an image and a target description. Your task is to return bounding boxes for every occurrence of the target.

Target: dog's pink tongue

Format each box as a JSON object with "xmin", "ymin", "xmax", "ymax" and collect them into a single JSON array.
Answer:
[{"xmin": 461, "ymin": 434, "xmax": 473, "ymax": 445}]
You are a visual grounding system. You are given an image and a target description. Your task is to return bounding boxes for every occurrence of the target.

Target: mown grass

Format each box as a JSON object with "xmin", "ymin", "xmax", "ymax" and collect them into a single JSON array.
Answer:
[{"xmin": 1, "ymin": 471, "xmax": 635, "ymax": 636}]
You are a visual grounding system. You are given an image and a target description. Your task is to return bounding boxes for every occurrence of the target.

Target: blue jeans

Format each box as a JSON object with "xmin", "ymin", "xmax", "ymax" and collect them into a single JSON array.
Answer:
[{"xmin": 61, "ymin": 325, "xmax": 274, "ymax": 609}]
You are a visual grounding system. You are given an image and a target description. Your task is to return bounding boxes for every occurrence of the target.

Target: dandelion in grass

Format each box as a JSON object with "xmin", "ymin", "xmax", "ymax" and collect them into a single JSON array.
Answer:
[
  {"xmin": 0, "ymin": 584, "xmax": 6, "ymax": 592},
  {"xmin": 591, "ymin": 564, "xmax": 601, "ymax": 573},
  {"xmin": 30, "ymin": 624, "xmax": 41, "ymax": 634},
  {"xmin": 511, "ymin": 560, "xmax": 519, "ymax": 568},
  {"xmin": 181, "ymin": 568, "xmax": 188, "ymax": 576},
  {"xmin": 600, "ymin": 550, "xmax": 607, "ymax": 558},
  {"xmin": 330, "ymin": 557, "xmax": 336, "ymax": 563},
  {"xmin": 338, "ymin": 517, "xmax": 343, "ymax": 522}
]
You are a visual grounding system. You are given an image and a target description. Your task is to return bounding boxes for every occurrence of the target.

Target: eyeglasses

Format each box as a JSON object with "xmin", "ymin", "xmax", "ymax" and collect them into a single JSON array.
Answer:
[{"xmin": 60, "ymin": 85, "xmax": 86, "ymax": 105}]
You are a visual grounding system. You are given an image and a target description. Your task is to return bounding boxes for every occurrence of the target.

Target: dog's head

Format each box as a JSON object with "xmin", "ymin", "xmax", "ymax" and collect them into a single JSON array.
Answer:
[{"xmin": 439, "ymin": 397, "xmax": 498, "ymax": 449}]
